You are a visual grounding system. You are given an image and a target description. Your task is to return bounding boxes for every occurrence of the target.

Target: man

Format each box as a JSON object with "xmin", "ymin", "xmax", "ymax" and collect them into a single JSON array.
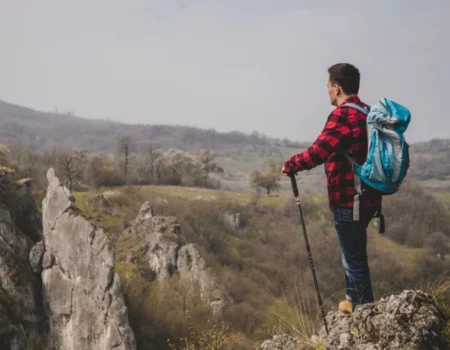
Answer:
[{"xmin": 282, "ymin": 63, "xmax": 381, "ymax": 313}]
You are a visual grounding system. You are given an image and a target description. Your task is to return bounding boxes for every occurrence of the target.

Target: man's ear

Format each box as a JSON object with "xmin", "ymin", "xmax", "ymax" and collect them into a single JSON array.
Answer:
[{"xmin": 335, "ymin": 85, "xmax": 341, "ymax": 96}]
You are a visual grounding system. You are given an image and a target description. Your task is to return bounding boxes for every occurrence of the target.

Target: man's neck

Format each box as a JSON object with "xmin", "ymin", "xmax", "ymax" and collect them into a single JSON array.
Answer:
[{"xmin": 335, "ymin": 94, "xmax": 357, "ymax": 106}]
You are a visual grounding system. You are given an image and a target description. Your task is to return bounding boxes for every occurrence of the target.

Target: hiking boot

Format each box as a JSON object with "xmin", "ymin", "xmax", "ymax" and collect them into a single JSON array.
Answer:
[{"xmin": 339, "ymin": 300, "xmax": 352, "ymax": 314}]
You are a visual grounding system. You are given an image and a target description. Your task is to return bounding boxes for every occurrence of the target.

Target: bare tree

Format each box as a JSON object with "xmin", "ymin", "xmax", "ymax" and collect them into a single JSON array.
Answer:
[
  {"xmin": 146, "ymin": 142, "xmax": 161, "ymax": 184},
  {"xmin": 258, "ymin": 217, "xmax": 274, "ymax": 244},
  {"xmin": 0, "ymin": 144, "xmax": 11, "ymax": 166},
  {"xmin": 248, "ymin": 159, "xmax": 282, "ymax": 196},
  {"xmin": 43, "ymin": 146, "xmax": 58, "ymax": 168},
  {"xmin": 198, "ymin": 150, "xmax": 223, "ymax": 187},
  {"xmin": 58, "ymin": 150, "xmax": 87, "ymax": 191},
  {"xmin": 118, "ymin": 136, "xmax": 133, "ymax": 178}
]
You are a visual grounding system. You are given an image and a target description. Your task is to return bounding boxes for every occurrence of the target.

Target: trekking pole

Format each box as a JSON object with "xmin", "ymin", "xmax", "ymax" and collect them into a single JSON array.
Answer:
[{"xmin": 289, "ymin": 174, "xmax": 329, "ymax": 335}]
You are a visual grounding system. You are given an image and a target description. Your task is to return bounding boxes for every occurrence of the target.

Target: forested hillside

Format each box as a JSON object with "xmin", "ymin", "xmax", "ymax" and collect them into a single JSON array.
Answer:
[{"xmin": 0, "ymin": 99, "xmax": 306, "ymax": 153}]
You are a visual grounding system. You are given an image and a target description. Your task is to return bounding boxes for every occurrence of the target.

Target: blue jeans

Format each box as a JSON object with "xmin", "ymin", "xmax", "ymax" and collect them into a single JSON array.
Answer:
[{"xmin": 333, "ymin": 206, "xmax": 377, "ymax": 309}]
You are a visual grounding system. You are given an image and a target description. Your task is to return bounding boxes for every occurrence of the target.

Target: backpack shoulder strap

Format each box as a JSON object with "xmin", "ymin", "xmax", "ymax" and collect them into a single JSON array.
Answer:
[
  {"xmin": 341, "ymin": 103, "xmax": 369, "ymax": 115},
  {"xmin": 339, "ymin": 102, "xmax": 369, "ymax": 222}
]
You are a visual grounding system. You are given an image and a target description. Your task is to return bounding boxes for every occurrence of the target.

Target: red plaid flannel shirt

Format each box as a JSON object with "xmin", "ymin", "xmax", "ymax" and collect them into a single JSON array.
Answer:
[{"xmin": 284, "ymin": 96, "xmax": 382, "ymax": 211}]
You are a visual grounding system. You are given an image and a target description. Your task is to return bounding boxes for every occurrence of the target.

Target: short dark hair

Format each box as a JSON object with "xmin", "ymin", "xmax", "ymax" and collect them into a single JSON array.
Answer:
[{"xmin": 328, "ymin": 63, "xmax": 360, "ymax": 95}]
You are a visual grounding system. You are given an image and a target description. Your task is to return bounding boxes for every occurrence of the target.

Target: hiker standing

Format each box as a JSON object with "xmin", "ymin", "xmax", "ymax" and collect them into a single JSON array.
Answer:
[{"xmin": 282, "ymin": 63, "xmax": 382, "ymax": 313}]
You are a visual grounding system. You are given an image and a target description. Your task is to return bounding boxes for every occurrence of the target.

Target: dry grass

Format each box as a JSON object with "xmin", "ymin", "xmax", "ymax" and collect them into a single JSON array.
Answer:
[
  {"xmin": 420, "ymin": 273, "xmax": 450, "ymax": 346},
  {"xmin": 420, "ymin": 272, "xmax": 450, "ymax": 312},
  {"xmin": 258, "ymin": 280, "xmax": 329, "ymax": 350}
]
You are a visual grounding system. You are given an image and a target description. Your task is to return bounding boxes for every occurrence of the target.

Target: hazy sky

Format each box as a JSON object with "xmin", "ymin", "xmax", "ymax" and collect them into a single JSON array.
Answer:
[{"xmin": 1, "ymin": 0, "xmax": 449, "ymax": 143}]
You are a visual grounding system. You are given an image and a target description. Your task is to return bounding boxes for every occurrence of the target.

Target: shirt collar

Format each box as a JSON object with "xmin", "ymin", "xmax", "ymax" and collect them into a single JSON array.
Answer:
[{"xmin": 338, "ymin": 96, "xmax": 361, "ymax": 106}]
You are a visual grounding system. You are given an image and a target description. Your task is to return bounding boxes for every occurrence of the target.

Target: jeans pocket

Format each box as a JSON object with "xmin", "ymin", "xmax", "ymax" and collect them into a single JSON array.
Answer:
[{"xmin": 333, "ymin": 207, "xmax": 354, "ymax": 226}]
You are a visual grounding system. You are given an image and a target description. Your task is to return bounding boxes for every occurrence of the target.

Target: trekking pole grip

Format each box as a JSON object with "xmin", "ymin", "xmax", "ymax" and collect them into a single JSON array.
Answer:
[{"xmin": 289, "ymin": 174, "xmax": 299, "ymax": 198}]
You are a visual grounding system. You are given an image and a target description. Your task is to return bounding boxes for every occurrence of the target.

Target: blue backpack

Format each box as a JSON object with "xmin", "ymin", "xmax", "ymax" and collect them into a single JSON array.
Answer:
[{"xmin": 341, "ymin": 98, "xmax": 411, "ymax": 231}]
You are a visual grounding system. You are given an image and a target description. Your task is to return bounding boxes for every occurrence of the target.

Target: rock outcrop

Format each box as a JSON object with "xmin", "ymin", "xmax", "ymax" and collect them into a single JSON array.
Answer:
[
  {"xmin": 124, "ymin": 202, "xmax": 180, "ymax": 280},
  {"xmin": 29, "ymin": 241, "xmax": 45, "ymax": 274},
  {"xmin": 223, "ymin": 212, "xmax": 241, "ymax": 229},
  {"xmin": 0, "ymin": 175, "xmax": 45, "ymax": 349},
  {"xmin": 320, "ymin": 290, "xmax": 446, "ymax": 350},
  {"xmin": 260, "ymin": 334, "xmax": 299, "ymax": 350},
  {"xmin": 260, "ymin": 290, "xmax": 447, "ymax": 350},
  {"xmin": 125, "ymin": 202, "xmax": 231, "ymax": 316},
  {"xmin": 41, "ymin": 168, "xmax": 136, "ymax": 350},
  {"xmin": 177, "ymin": 244, "xmax": 230, "ymax": 316}
]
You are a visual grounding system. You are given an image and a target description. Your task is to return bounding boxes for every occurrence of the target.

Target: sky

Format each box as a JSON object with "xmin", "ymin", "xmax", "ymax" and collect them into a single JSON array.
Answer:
[{"xmin": 0, "ymin": 0, "xmax": 449, "ymax": 143}]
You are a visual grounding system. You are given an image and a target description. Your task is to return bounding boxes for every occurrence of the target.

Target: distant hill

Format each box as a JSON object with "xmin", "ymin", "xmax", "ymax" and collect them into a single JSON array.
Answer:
[
  {"xmin": 408, "ymin": 139, "xmax": 450, "ymax": 181},
  {"xmin": 0, "ymin": 99, "xmax": 307, "ymax": 154}
]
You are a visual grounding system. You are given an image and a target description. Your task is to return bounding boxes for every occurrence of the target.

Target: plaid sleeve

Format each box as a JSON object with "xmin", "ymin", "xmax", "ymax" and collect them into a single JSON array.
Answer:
[{"xmin": 284, "ymin": 109, "xmax": 351, "ymax": 174}]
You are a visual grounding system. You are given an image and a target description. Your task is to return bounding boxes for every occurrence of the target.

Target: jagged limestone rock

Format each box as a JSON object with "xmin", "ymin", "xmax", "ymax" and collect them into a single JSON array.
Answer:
[
  {"xmin": 139, "ymin": 201, "xmax": 154, "ymax": 219},
  {"xmin": 42, "ymin": 251, "xmax": 54, "ymax": 269},
  {"xmin": 42, "ymin": 168, "xmax": 74, "ymax": 236},
  {"xmin": 223, "ymin": 212, "xmax": 241, "ymax": 229},
  {"xmin": 261, "ymin": 290, "xmax": 447, "ymax": 350},
  {"xmin": 41, "ymin": 168, "xmax": 136, "ymax": 350},
  {"xmin": 0, "ymin": 208, "xmax": 30, "ymax": 258},
  {"xmin": 29, "ymin": 241, "xmax": 45, "ymax": 274},
  {"xmin": 0, "ymin": 176, "xmax": 45, "ymax": 348},
  {"xmin": 177, "ymin": 244, "xmax": 231, "ymax": 316},
  {"xmin": 0, "ymin": 322, "xmax": 27, "ymax": 350},
  {"xmin": 125, "ymin": 202, "xmax": 231, "ymax": 316},
  {"xmin": 319, "ymin": 290, "xmax": 446, "ymax": 350},
  {"xmin": 145, "ymin": 232, "xmax": 179, "ymax": 280},
  {"xmin": 260, "ymin": 335, "xmax": 299, "ymax": 350},
  {"xmin": 124, "ymin": 201, "xmax": 181, "ymax": 280}
]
